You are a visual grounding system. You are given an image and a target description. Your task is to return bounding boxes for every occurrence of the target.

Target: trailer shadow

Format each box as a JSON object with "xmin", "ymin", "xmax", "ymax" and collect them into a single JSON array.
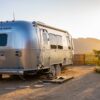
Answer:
[{"xmin": 0, "ymin": 73, "xmax": 48, "ymax": 95}]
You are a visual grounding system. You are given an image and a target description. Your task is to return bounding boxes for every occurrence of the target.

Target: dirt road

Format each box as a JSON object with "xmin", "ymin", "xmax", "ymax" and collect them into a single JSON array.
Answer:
[{"xmin": 0, "ymin": 66, "xmax": 99, "ymax": 100}]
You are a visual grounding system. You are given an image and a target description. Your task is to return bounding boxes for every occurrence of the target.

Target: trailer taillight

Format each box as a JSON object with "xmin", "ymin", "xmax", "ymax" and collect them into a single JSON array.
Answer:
[{"xmin": 15, "ymin": 50, "xmax": 22, "ymax": 57}]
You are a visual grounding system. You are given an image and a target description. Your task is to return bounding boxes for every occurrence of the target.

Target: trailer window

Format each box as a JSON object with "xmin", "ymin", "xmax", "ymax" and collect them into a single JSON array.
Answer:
[
  {"xmin": 66, "ymin": 36, "xmax": 71, "ymax": 49},
  {"xmin": 43, "ymin": 32, "xmax": 48, "ymax": 44},
  {"xmin": 0, "ymin": 34, "xmax": 7, "ymax": 46},
  {"xmin": 49, "ymin": 33, "xmax": 57, "ymax": 49},
  {"xmin": 56, "ymin": 35, "xmax": 63, "ymax": 49}
]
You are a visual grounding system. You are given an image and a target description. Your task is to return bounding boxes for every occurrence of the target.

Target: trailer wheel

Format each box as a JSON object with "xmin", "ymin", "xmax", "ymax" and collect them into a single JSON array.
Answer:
[
  {"xmin": 0, "ymin": 75, "xmax": 2, "ymax": 80},
  {"xmin": 55, "ymin": 65, "xmax": 61, "ymax": 77},
  {"xmin": 48, "ymin": 65, "xmax": 56, "ymax": 79}
]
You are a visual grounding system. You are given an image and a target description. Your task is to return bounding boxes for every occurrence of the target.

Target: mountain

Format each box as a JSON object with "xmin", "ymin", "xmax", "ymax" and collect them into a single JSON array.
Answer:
[{"xmin": 73, "ymin": 38, "xmax": 100, "ymax": 54}]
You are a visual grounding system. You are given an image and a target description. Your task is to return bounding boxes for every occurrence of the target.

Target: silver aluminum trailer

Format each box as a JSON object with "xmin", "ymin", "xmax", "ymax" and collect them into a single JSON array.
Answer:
[{"xmin": 0, "ymin": 21, "xmax": 74, "ymax": 77}]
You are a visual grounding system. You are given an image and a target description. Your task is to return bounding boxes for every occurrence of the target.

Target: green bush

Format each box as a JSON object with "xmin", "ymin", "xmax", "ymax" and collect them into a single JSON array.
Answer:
[{"xmin": 93, "ymin": 50, "xmax": 100, "ymax": 73}]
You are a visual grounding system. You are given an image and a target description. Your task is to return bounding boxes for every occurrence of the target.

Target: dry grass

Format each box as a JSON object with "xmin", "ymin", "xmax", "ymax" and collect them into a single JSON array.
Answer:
[{"xmin": 61, "ymin": 66, "xmax": 94, "ymax": 77}]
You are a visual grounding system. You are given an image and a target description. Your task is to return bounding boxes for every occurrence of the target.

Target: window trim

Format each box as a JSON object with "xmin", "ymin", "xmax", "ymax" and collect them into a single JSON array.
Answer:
[{"xmin": 0, "ymin": 34, "xmax": 8, "ymax": 46}]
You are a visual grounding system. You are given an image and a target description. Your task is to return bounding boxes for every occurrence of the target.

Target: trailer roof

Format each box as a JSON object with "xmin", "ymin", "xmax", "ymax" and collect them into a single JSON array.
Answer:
[
  {"xmin": 33, "ymin": 21, "xmax": 69, "ymax": 34},
  {"xmin": 0, "ymin": 20, "xmax": 70, "ymax": 35}
]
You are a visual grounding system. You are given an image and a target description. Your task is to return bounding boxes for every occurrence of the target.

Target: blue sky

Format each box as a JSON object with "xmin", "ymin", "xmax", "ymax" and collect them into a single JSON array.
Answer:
[{"xmin": 0, "ymin": 0, "xmax": 100, "ymax": 39}]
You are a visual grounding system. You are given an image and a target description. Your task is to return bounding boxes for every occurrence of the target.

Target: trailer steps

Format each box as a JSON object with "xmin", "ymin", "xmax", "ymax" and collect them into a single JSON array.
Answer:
[{"xmin": 43, "ymin": 75, "xmax": 74, "ymax": 84}]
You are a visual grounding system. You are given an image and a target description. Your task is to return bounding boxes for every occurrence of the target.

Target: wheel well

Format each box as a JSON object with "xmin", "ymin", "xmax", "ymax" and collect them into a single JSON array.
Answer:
[
  {"xmin": 52, "ymin": 63, "xmax": 62, "ymax": 67},
  {"xmin": 59, "ymin": 63, "xmax": 62, "ymax": 67}
]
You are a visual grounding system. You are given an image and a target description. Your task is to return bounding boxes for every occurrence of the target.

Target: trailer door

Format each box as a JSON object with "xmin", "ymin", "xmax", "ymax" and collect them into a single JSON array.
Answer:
[
  {"xmin": 66, "ymin": 36, "xmax": 73, "ymax": 64},
  {"xmin": 40, "ymin": 29, "xmax": 50, "ymax": 66}
]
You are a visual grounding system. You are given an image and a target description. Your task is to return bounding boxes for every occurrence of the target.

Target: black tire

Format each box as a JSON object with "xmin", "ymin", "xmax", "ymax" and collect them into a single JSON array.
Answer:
[{"xmin": 0, "ymin": 75, "xmax": 2, "ymax": 79}]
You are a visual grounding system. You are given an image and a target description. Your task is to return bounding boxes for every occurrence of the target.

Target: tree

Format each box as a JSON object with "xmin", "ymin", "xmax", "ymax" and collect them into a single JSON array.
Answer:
[
  {"xmin": 93, "ymin": 50, "xmax": 100, "ymax": 72},
  {"xmin": 93, "ymin": 50, "xmax": 100, "ymax": 66}
]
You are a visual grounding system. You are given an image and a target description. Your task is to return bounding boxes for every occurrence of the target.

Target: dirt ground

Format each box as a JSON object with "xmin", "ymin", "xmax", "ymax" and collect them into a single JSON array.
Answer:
[{"xmin": 0, "ymin": 65, "xmax": 98, "ymax": 100}]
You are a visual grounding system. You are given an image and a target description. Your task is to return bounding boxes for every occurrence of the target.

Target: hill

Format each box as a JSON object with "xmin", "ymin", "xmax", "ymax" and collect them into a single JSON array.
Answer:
[{"xmin": 73, "ymin": 38, "xmax": 100, "ymax": 54}]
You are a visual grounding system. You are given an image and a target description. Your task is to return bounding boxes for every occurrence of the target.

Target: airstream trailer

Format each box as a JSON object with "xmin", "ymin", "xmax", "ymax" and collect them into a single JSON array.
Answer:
[{"xmin": 0, "ymin": 21, "xmax": 73, "ymax": 77}]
